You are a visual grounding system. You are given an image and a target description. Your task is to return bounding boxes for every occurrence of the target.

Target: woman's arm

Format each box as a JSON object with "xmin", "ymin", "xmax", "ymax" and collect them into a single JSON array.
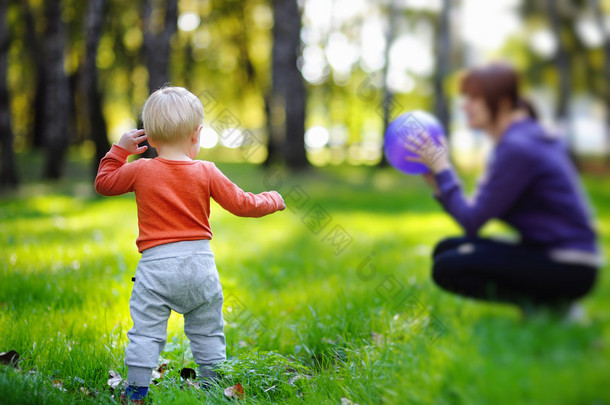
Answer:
[
  {"xmin": 433, "ymin": 143, "xmax": 535, "ymax": 235},
  {"xmin": 407, "ymin": 134, "xmax": 536, "ymax": 235}
]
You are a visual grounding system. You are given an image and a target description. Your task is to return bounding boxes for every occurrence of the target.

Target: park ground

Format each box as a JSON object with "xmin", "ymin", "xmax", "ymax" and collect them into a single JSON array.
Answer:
[{"xmin": 1, "ymin": 150, "xmax": 609, "ymax": 404}]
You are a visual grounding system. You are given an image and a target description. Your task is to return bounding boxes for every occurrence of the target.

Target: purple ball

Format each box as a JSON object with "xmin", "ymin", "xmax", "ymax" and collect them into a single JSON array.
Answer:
[{"xmin": 383, "ymin": 110, "xmax": 446, "ymax": 175}]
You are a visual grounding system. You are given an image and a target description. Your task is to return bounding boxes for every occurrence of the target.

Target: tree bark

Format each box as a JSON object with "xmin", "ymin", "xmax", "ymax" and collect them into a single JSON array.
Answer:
[
  {"xmin": 378, "ymin": 0, "xmax": 398, "ymax": 167},
  {"xmin": 433, "ymin": 0, "xmax": 451, "ymax": 135},
  {"xmin": 546, "ymin": 0, "xmax": 580, "ymax": 167},
  {"xmin": 591, "ymin": 0, "xmax": 610, "ymax": 164},
  {"xmin": 20, "ymin": 0, "xmax": 46, "ymax": 149},
  {"xmin": 263, "ymin": 94, "xmax": 279, "ymax": 166},
  {"xmin": 144, "ymin": 0, "xmax": 177, "ymax": 90},
  {"xmin": 83, "ymin": 0, "xmax": 110, "ymax": 178},
  {"xmin": 42, "ymin": 0, "xmax": 70, "ymax": 179},
  {"xmin": 267, "ymin": 0, "xmax": 308, "ymax": 169},
  {"xmin": 0, "ymin": 0, "xmax": 18, "ymax": 189},
  {"xmin": 139, "ymin": 0, "xmax": 178, "ymax": 158}
]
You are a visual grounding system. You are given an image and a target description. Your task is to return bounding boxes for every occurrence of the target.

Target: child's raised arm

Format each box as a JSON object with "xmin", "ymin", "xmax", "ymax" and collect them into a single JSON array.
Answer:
[
  {"xmin": 208, "ymin": 163, "xmax": 285, "ymax": 217},
  {"xmin": 94, "ymin": 129, "xmax": 148, "ymax": 196}
]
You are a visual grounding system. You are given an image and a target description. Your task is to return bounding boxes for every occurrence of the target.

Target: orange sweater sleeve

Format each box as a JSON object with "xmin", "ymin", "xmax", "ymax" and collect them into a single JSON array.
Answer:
[
  {"xmin": 94, "ymin": 144, "xmax": 141, "ymax": 196},
  {"xmin": 208, "ymin": 163, "xmax": 285, "ymax": 217}
]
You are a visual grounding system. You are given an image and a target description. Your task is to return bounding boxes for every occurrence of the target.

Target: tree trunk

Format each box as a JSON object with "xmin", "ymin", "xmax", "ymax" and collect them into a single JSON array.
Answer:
[
  {"xmin": 0, "ymin": 0, "xmax": 18, "ymax": 189},
  {"xmin": 591, "ymin": 0, "xmax": 610, "ymax": 164},
  {"xmin": 263, "ymin": 94, "xmax": 279, "ymax": 166},
  {"xmin": 546, "ymin": 0, "xmax": 580, "ymax": 168},
  {"xmin": 139, "ymin": 0, "xmax": 178, "ymax": 158},
  {"xmin": 42, "ymin": 0, "xmax": 70, "ymax": 179},
  {"xmin": 434, "ymin": 0, "xmax": 451, "ymax": 135},
  {"xmin": 144, "ymin": 0, "xmax": 177, "ymax": 90},
  {"xmin": 267, "ymin": 0, "xmax": 308, "ymax": 169},
  {"xmin": 378, "ymin": 0, "xmax": 398, "ymax": 167},
  {"xmin": 547, "ymin": 0, "xmax": 570, "ymax": 120},
  {"xmin": 83, "ymin": 0, "xmax": 110, "ymax": 178},
  {"xmin": 20, "ymin": 0, "xmax": 46, "ymax": 149}
]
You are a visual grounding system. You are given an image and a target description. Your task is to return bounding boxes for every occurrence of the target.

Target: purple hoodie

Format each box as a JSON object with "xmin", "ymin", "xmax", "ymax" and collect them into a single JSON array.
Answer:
[{"xmin": 435, "ymin": 118, "xmax": 598, "ymax": 254}]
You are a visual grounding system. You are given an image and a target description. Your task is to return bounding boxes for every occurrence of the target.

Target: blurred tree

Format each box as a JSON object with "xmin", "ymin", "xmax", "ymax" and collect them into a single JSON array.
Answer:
[
  {"xmin": 522, "ymin": 0, "xmax": 580, "ymax": 160},
  {"xmin": 233, "ymin": 2, "xmax": 257, "ymax": 89},
  {"xmin": 64, "ymin": 1, "xmax": 89, "ymax": 147},
  {"xmin": 0, "ymin": 0, "xmax": 18, "ymax": 189},
  {"xmin": 267, "ymin": 0, "xmax": 307, "ymax": 169},
  {"xmin": 379, "ymin": 0, "xmax": 399, "ymax": 168},
  {"xmin": 41, "ymin": 0, "xmax": 70, "ymax": 179},
  {"xmin": 103, "ymin": 0, "xmax": 144, "ymax": 113},
  {"xmin": 144, "ymin": 0, "xmax": 177, "ymax": 91},
  {"xmin": 590, "ymin": 0, "xmax": 610, "ymax": 162},
  {"xmin": 546, "ymin": 0, "xmax": 572, "ymax": 128},
  {"xmin": 140, "ymin": 0, "xmax": 178, "ymax": 158},
  {"xmin": 83, "ymin": 0, "xmax": 110, "ymax": 178},
  {"xmin": 203, "ymin": 0, "xmax": 269, "ymax": 157},
  {"xmin": 20, "ymin": 0, "xmax": 45, "ymax": 149},
  {"xmin": 433, "ymin": 0, "xmax": 451, "ymax": 135}
]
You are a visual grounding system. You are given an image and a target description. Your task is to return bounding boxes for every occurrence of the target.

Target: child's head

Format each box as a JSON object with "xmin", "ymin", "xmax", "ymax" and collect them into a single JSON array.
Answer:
[{"xmin": 142, "ymin": 86, "xmax": 203, "ymax": 146}]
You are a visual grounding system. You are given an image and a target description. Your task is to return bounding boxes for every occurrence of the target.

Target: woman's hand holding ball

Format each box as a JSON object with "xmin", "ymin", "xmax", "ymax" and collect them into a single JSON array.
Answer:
[{"xmin": 404, "ymin": 132, "xmax": 451, "ymax": 174}]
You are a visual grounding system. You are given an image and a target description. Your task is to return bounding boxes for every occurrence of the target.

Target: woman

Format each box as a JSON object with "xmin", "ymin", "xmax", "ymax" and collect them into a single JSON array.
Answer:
[{"xmin": 407, "ymin": 63, "xmax": 601, "ymax": 313}]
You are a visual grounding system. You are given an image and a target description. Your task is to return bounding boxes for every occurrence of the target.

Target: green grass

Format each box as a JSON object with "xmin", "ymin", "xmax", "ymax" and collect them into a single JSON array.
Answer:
[{"xmin": 1, "ymin": 153, "xmax": 609, "ymax": 404}]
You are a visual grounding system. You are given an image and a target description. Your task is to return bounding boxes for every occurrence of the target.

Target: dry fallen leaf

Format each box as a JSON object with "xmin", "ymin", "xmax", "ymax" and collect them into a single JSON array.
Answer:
[
  {"xmin": 185, "ymin": 379, "xmax": 200, "ymax": 390},
  {"xmin": 224, "ymin": 382, "xmax": 245, "ymax": 400},
  {"xmin": 107, "ymin": 370, "xmax": 123, "ymax": 390},
  {"xmin": 151, "ymin": 363, "xmax": 168, "ymax": 380},
  {"xmin": 52, "ymin": 380, "xmax": 67, "ymax": 392}
]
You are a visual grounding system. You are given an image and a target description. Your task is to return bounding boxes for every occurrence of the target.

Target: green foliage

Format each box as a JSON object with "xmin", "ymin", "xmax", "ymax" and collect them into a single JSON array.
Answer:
[
  {"xmin": 214, "ymin": 350, "xmax": 311, "ymax": 400},
  {"xmin": 1, "ymin": 160, "xmax": 610, "ymax": 404}
]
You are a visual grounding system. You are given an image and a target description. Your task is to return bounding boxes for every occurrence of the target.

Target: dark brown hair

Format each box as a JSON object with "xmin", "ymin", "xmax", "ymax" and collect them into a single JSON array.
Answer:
[{"xmin": 460, "ymin": 62, "xmax": 535, "ymax": 121}]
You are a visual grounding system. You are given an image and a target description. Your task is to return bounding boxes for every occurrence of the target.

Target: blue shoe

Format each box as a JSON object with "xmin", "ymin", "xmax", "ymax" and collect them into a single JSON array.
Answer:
[{"xmin": 120, "ymin": 385, "xmax": 148, "ymax": 404}]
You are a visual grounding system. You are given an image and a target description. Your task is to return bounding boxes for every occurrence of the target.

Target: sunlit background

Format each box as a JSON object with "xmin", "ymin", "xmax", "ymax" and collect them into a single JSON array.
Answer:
[
  {"xmin": 3, "ymin": 0, "xmax": 610, "ymax": 177},
  {"xmin": 2, "ymin": 2, "xmax": 610, "ymax": 403}
]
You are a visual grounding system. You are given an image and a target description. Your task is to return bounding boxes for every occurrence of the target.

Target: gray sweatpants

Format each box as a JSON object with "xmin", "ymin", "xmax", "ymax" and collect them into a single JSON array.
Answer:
[{"xmin": 125, "ymin": 240, "xmax": 226, "ymax": 387}]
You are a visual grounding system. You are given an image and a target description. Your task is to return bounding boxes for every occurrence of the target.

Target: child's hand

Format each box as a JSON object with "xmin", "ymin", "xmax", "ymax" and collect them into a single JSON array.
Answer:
[
  {"xmin": 117, "ymin": 129, "xmax": 148, "ymax": 155},
  {"xmin": 276, "ymin": 192, "xmax": 286, "ymax": 211}
]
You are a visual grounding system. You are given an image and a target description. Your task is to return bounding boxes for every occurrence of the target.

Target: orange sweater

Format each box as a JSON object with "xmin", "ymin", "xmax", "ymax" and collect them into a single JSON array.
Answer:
[{"xmin": 95, "ymin": 144, "xmax": 284, "ymax": 252}]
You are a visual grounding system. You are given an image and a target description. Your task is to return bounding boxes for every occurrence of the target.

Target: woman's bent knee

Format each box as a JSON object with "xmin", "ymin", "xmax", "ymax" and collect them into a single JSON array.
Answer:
[
  {"xmin": 432, "ymin": 236, "xmax": 472, "ymax": 258},
  {"xmin": 431, "ymin": 260, "xmax": 454, "ymax": 290}
]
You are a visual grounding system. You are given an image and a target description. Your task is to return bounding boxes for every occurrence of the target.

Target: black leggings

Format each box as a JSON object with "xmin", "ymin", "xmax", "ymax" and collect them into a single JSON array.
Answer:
[{"xmin": 432, "ymin": 236, "xmax": 598, "ymax": 307}]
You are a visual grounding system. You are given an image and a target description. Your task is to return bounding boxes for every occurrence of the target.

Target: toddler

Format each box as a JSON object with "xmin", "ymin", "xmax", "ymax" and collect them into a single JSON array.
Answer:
[{"xmin": 95, "ymin": 86, "xmax": 285, "ymax": 403}]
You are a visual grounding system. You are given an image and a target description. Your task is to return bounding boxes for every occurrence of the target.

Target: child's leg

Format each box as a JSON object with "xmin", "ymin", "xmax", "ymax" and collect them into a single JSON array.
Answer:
[
  {"xmin": 184, "ymin": 297, "xmax": 226, "ymax": 374},
  {"xmin": 183, "ymin": 274, "xmax": 226, "ymax": 378},
  {"xmin": 125, "ymin": 281, "xmax": 171, "ymax": 388}
]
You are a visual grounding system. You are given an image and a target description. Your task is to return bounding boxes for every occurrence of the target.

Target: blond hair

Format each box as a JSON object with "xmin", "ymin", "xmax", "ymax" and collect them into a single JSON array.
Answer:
[{"xmin": 141, "ymin": 86, "xmax": 203, "ymax": 144}]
